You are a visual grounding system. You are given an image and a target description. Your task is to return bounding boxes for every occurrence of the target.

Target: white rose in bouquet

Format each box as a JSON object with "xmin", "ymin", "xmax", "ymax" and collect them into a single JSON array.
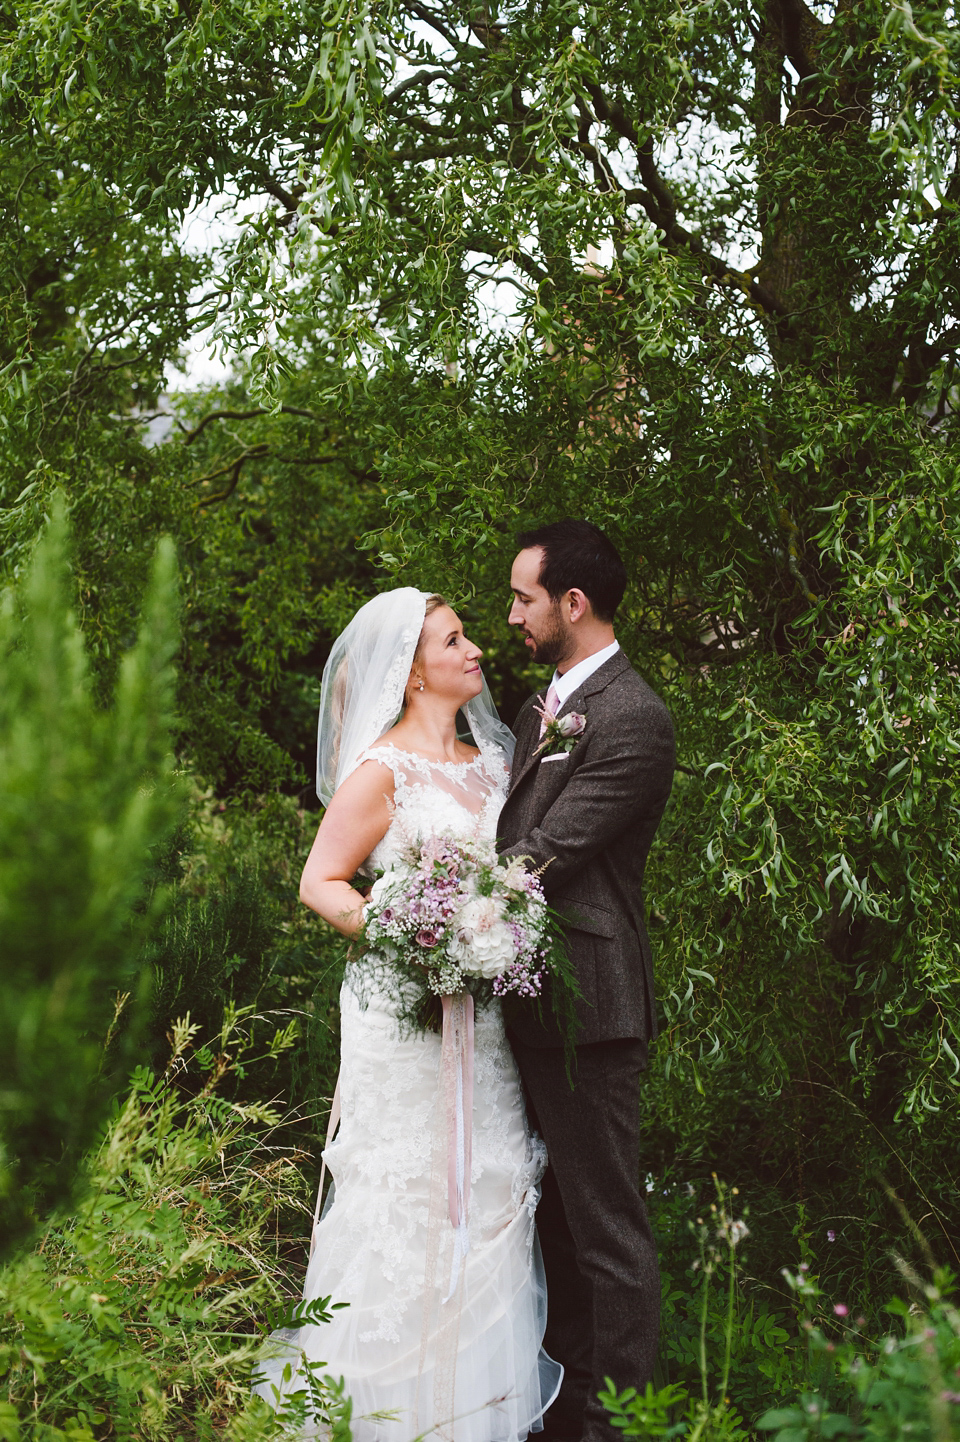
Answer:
[
  {"xmin": 448, "ymin": 896, "xmax": 518, "ymax": 979},
  {"xmin": 368, "ymin": 871, "xmax": 396, "ymax": 907}
]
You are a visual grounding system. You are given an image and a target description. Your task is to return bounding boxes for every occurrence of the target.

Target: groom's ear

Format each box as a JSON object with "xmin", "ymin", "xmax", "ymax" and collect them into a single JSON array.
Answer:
[{"xmin": 566, "ymin": 588, "xmax": 590, "ymax": 624}]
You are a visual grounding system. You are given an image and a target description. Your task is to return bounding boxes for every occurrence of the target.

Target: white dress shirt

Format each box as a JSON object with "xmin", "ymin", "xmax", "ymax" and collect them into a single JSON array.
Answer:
[{"xmin": 551, "ymin": 639, "xmax": 620, "ymax": 710}]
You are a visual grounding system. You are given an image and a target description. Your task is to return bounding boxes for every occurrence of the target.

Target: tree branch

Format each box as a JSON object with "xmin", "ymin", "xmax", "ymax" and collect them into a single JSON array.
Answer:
[
  {"xmin": 384, "ymin": 68, "xmax": 449, "ymax": 106},
  {"xmin": 275, "ymin": 453, "xmax": 342, "ymax": 465},
  {"xmin": 383, "ymin": 143, "xmax": 479, "ymax": 163},
  {"xmin": 570, "ymin": 97, "xmax": 633, "ymax": 195},
  {"xmin": 191, "ymin": 444, "xmax": 270, "ymax": 506},
  {"xmin": 181, "ymin": 406, "xmax": 319, "ymax": 444},
  {"xmin": 582, "ymin": 82, "xmax": 682, "ymax": 238},
  {"xmin": 928, "ymin": 325, "xmax": 960, "ymax": 361},
  {"xmin": 404, "ymin": 2, "xmax": 484, "ymax": 60},
  {"xmin": 461, "ymin": 233, "xmax": 549, "ymax": 284},
  {"xmin": 775, "ymin": 0, "xmax": 828, "ymax": 81},
  {"xmin": 260, "ymin": 175, "xmax": 304, "ymax": 213}
]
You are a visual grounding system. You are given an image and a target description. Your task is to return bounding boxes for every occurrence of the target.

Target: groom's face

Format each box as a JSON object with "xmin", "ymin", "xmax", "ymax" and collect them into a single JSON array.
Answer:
[{"xmin": 508, "ymin": 548, "xmax": 574, "ymax": 667}]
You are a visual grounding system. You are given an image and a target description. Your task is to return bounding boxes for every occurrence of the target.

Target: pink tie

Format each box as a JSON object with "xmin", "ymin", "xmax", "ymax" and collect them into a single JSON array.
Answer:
[{"xmin": 540, "ymin": 681, "xmax": 560, "ymax": 737}]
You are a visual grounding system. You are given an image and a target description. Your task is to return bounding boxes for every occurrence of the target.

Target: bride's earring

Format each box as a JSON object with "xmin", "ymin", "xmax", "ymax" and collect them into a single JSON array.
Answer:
[{"xmin": 418, "ymin": 680, "xmax": 425, "ymax": 692}]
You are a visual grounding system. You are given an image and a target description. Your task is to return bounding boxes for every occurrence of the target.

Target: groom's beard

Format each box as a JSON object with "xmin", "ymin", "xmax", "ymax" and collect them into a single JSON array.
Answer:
[{"xmin": 525, "ymin": 605, "xmax": 573, "ymax": 667}]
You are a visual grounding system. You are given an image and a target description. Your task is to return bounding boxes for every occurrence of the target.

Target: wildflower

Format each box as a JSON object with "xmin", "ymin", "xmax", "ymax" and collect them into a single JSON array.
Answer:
[
  {"xmin": 717, "ymin": 1217, "xmax": 750, "ymax": 1248},
  {"xmin": 834, "ymin": 1304, "xmax": 849, "ymax": 1317},
  {"xmin": 827, "ymin": 1229, "xmax": 836, "ymax": 1242}
]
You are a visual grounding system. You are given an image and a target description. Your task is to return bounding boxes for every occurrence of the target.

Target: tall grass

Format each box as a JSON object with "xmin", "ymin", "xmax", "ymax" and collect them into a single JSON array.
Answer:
[
  {"xmin": 0, "ymin": 1010, "xmax": 345, "ymax": 1441},
  {"xmin": 604, "ymin": 1181, "xmax": 960, "ymax": 1442}
]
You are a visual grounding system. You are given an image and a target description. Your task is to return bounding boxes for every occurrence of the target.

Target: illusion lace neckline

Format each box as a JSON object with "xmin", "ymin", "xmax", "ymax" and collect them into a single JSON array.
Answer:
[{"xmin": 366, "ymin": 741, "xmax": 486, "ymax": 774}]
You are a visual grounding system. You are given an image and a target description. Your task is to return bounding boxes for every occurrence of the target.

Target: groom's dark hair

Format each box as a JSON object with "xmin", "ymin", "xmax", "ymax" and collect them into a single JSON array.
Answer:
[{"xmin": 516, "ymin": 519, "xmax": 627, "ymax": 623}]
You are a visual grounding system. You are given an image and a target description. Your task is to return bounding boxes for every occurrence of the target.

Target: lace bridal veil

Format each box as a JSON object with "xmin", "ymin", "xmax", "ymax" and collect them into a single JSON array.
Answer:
[{"xmin": 315, "ymin": 587, "xmax": 515, "ymax": 804}]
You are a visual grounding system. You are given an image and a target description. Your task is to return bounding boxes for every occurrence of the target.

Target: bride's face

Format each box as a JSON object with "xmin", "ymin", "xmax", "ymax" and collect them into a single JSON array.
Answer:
[{"xmin": 412, "ymin": 606, "xmax": 484, "ymax": 704}]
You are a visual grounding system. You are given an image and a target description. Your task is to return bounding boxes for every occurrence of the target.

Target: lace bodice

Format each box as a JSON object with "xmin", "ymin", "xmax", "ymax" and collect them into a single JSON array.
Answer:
[{"xmin": 355, "ymin": 740, "xmax": 509, "ymax": 875}]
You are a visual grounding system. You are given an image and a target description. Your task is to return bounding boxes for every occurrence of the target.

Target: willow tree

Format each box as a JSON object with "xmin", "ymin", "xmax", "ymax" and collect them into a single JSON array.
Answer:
[{"xmin": 3, "ymin": 0, "xmax": 959, "ymax": 1271}]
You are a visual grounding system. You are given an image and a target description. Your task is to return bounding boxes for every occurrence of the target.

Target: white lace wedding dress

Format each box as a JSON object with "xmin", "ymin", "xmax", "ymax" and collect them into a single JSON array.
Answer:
[{"xmin": 257, "ymin": 742, "xmax": 561, "ymax": 1441}]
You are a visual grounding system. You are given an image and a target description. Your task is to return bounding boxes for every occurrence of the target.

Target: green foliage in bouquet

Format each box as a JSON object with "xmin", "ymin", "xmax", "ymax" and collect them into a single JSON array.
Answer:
[{"xmin": 0, "ymin": 502, "xmax": 182, "ymax": 1255}]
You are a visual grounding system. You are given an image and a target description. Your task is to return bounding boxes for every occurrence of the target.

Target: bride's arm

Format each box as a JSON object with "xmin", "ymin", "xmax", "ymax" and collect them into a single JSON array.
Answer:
[{"xmin": 300, "ymin": 759, "xmax": 394, "ymax": 937}]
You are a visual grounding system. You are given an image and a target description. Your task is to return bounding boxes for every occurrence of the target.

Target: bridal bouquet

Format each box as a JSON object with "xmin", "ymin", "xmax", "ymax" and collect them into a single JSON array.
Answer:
[
  {"xmin": 361, "ymin": 836, "xmax": 575, "ymax": 1011},
  {"xmin": 359, "ymin": 838, "xmax": 579, "ymax": 1277}
]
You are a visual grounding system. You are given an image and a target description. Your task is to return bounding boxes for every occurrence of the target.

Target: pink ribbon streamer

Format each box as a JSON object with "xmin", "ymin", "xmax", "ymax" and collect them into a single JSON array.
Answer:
[{"xmin": 440, "ymin": 991, "xmax": 474, "ymax": 1300}]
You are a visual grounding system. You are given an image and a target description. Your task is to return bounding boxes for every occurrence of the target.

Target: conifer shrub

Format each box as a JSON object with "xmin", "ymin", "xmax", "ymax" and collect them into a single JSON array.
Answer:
[{"xmin": 0, "ymin": 503, "xmax": 181, "ymax": 1255}]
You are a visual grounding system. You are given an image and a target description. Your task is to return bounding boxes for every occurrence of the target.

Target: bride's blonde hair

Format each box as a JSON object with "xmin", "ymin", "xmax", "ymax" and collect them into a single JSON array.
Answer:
[{"xmin": 412, "ymin": 594, "xmax": 449, "ymax": 669}]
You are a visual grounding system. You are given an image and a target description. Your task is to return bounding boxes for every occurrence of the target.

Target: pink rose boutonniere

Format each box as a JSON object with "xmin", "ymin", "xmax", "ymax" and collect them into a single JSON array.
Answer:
[{"xmin": 534, "ymin": 701, "xmax": 587, "ymax": 758}]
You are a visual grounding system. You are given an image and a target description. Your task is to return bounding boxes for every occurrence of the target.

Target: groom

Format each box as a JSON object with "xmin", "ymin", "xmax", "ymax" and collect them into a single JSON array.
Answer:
[{"xmin": 498, "ymin": 519, "xmax": 675, "ymax": 1442}]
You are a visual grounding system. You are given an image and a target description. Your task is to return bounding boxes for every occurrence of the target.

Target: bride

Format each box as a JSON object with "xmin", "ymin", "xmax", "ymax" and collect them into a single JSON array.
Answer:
[{"xmin": 256, "ymin": 588, "xmax": 561, "ymax": 1440}]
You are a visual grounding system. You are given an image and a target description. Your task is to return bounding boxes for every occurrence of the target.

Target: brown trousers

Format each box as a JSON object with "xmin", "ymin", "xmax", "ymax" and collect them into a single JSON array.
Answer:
[{"xmin": 510, "ymin": 1037, "xmax": 660, "ymax": 1442}]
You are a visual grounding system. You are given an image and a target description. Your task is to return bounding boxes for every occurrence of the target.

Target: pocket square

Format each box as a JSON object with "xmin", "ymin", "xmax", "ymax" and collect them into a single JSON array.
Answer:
[{"xmin": 540, "ymin": 752, "xmax": 569, "ymax": 764}]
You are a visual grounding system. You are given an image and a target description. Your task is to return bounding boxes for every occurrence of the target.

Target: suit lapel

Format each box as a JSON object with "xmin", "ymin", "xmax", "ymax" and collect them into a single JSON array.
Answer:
[
  {"xmin": 507, "ymin": 651, "xmax": 632, "ymax": 796},
  {"xmin": 509, "ymin": 725, "xmax": 546, "ymax": 794},
  {"xmin": 508, "ymin": 698, "xmax": 542, "ymax": 794}
]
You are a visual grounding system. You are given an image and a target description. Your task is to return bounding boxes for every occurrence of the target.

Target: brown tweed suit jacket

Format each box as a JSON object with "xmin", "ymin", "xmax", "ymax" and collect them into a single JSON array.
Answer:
[{"xmin": 498, "ymin": 651, "xmax": 675, "ymax": 1048}]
